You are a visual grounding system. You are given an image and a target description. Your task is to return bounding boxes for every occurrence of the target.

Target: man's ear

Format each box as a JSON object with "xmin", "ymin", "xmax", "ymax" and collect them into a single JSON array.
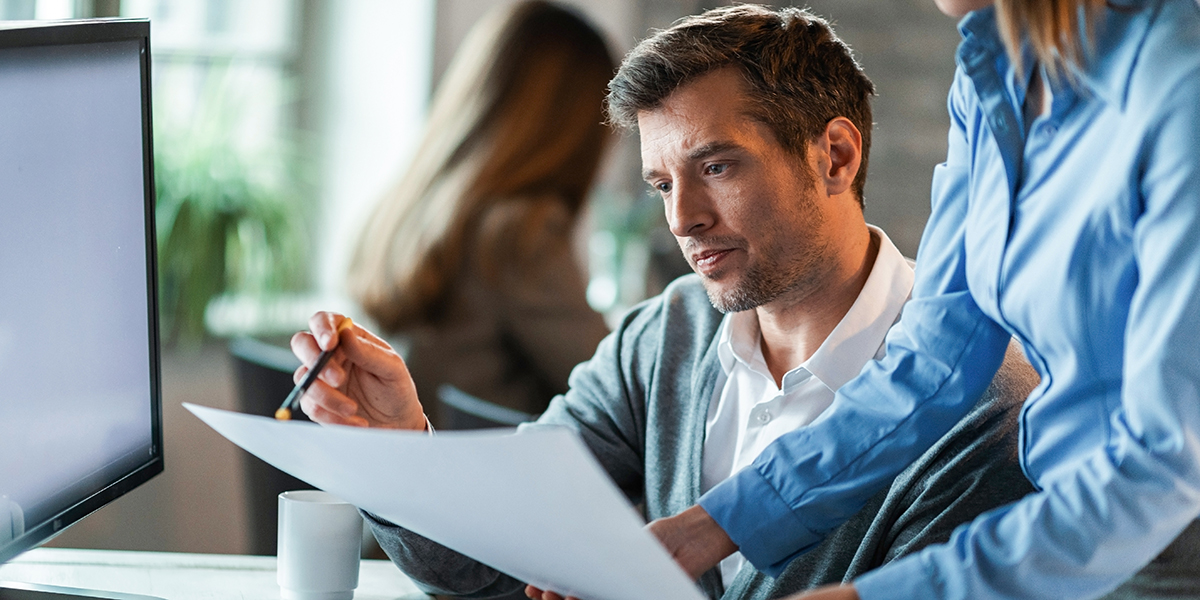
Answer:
[{"xmin": 812, "ymin": 117, "xmax": 862, "ymax": 197}]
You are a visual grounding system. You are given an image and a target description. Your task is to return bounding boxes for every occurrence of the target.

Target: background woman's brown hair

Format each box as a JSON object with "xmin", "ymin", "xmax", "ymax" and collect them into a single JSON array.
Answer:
[
  {"xmin": 347, "ymin": 1, "xmax": 615, "ymax": 333},
  {"xmin": 994, "ymin": 0, "xmax": 1107, "ymax": 80}
]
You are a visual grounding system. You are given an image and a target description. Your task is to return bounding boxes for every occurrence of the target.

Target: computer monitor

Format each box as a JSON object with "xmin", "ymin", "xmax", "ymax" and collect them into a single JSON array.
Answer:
[{"xmin": 0, "ymin": 18, "xmax": 164, "ymax": 598}]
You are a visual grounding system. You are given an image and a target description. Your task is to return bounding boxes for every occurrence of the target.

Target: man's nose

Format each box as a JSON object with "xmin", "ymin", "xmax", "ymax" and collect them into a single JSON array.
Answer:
[{"xmin": 666, "ymin": 181, "xmax": 715, "ymax": 238}]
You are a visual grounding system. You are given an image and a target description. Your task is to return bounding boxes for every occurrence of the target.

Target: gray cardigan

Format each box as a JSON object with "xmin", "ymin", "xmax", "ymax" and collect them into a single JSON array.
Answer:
[{"xmin": 366, "ymin": 274, "xmax": 1040, "ymax": 599}]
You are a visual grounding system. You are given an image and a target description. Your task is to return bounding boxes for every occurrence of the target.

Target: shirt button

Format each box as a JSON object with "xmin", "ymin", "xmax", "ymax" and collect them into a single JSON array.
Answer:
[{"xmin": 756, "ymin": 410, "xmax": 772, "ymax": 424}]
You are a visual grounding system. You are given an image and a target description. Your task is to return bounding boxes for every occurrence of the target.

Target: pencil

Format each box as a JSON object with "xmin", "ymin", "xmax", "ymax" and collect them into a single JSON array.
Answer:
[{"xmin": 275, "ymin": 317, "xmax": 353, "ymax": 421}]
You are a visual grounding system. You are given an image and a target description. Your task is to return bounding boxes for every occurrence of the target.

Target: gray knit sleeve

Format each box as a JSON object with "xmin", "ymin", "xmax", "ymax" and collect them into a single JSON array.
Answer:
[{"xmin": 363, "ymin": 510, "xmax": 525, "ymax": 598}]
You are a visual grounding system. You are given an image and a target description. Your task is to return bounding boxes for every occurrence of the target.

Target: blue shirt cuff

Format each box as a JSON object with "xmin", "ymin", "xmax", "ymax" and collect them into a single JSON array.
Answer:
[{"xmin": 697, "ymin": 464, "xmax": 820, "ymax": 577}]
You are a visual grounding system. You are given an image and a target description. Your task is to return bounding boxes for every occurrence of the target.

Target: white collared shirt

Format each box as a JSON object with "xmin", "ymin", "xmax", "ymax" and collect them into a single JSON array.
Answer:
[{"xmin": 700, "ymin": 226, "xmax": 914, "ymax": 585}]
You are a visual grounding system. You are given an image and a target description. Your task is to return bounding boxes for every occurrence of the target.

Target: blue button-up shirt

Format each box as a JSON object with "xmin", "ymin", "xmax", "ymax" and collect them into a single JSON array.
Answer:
[{"xmin": 697, "ymin": 1, "xmax": 1200, "ymax": 598}]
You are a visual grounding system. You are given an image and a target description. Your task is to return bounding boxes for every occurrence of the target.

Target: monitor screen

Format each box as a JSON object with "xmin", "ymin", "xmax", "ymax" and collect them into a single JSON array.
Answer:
[{"xmin": 0, "ymin": 19, "xmax": 162, "ymax": 566}]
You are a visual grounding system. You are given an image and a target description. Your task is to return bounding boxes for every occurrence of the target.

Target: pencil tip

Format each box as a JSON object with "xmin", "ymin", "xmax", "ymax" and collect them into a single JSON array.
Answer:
[{"xmin": 275, "ymin": 407, "xmax": 292, "ymax": 421}]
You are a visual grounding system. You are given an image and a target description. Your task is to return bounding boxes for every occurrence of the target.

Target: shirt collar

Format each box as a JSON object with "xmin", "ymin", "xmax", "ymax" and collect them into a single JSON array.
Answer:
[
  {"xmin": 716, "ymin": 309, "xmax": 759, "ymax": 375},
  {"xmin": 715, "ymin": 226, "xmax": 914, "ymax": 391},
  {"xmin": 804, "ymin": 226, "xmax": 913, "ymax": 390},
  {"xmin": 1077, "ymin": 0, "xmax": 1158, "ymax": 110},
  {"xmin": 956, "ymin": 0, "xmax": 1159, "ymax": 111},
  {"xmin": 958, "ymin": 7, "xmax": 1004, "ymax": 57}
]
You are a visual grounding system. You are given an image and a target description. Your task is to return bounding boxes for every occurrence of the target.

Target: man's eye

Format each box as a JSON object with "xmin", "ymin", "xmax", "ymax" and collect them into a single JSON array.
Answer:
[
  {"xmin": 656, "ymin": 181, "xmax": 672, "ymax": 193},
  {"xmin": 704, "ymin": 164, "xmax": 727, "ymax": 176}
]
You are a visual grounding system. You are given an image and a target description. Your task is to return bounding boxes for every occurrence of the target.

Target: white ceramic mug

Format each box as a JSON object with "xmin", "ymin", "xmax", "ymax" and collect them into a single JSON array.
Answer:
[{"xmin": 277, "ymin": 490, "xmax": 362, "ymax": 600}]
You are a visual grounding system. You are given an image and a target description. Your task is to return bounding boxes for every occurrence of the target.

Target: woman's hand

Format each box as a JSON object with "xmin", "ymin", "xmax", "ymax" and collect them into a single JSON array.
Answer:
[{"xmin": 290, "ymin": 311, "xmax": 427, "ymax": 430}]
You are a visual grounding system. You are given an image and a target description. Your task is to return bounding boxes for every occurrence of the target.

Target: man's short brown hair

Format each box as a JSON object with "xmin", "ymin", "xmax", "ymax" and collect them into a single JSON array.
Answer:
[{"xmin": 606, "ymin": 4, "xmax": 875, "ymax": 204}]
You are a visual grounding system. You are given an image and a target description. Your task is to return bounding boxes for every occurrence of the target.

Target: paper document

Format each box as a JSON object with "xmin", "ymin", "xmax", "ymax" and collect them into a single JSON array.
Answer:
[{"xmin": 184, "ymin": 403, "xmax": 705, "ymax": 600}]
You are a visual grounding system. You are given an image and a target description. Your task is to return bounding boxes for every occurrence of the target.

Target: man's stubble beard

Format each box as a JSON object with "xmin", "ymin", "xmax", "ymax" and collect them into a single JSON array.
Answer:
[
  {"xmin": 701, "ymin": 240, "xmax": 828, "ymax": 314},
  {"xmin": 696, "ymin": 188, "xmax": 830, "ymax": 314}
]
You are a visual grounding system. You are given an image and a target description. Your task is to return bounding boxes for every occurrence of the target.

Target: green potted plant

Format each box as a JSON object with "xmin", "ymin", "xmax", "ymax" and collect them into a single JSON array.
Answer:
[{"xmin": 154, "ymin": 70, "xmax": 309, "ymax": 347}]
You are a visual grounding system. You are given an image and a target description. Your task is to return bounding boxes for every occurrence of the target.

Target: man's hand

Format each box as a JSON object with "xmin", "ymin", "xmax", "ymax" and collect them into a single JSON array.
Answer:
[
  {"xmin": 646, "ymin": 504, "xmax": 738, "ymax": 579},
  {"xmin": 522, "ymin": 505, "xmax": 735, "ymax": 600},
  {"xmin": 781, "ymin": 584, "xmax": 860, "ymax": 600},
  {"xmin": 524, "ymin": 585, "xmax": 577, "ymax": 600},
  {"xmin": 291, "ymin": 311, "xmax": 427, "ymax": 430}
]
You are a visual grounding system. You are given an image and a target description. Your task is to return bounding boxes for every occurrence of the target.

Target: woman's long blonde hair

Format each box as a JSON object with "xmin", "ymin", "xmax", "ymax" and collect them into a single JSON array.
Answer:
[
  {"xmin": 348, "ymin": 1, "xmax": 615, "ymax": 333},
  {"xmin": 994, "ymin": 0, "xmax": 1107, "ymax": 80}
]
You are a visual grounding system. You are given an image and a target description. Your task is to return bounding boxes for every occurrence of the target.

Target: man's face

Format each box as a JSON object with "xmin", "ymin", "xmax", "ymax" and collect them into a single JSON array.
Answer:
[{"xmin": 638, "ymin": 68, "xmax": 836, "ymax": 313}]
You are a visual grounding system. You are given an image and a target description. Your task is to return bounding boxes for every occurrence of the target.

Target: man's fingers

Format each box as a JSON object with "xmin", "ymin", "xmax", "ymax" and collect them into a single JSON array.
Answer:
[
  {"xmin": 299, "ymin": 380, "xmax": 364, "ymax": 422},
  {"xmin": 297, "ymin": 313, "xmax": 404, "ymax": 384},
  {"xmin": 521, "ymin": 586, "xmax": 575, "ymax": 600},
  {"xmin": 307, "ymin": 311, "xmax": 350, "ymax": 351},
  {"xmin": 291, "ymin": 331, "xmax": 322, "ymax": 365},
  {"xmin": 293, "ymin": 311, "xmax": 426, "ymax": 430},
  {"xmin": 299, "ymin": 391, "xmax": 368, "ymax": 427},
  {"xmin": 336, "ymin": 324, "xmax": 408, "ymax": 380},
  {"xmin": 523, "ymin": 586, "xmax": 552, "ymax": 600},
  {"xmin": 344, "ymin": 319, "xmax": 391, "ymax": 349}
]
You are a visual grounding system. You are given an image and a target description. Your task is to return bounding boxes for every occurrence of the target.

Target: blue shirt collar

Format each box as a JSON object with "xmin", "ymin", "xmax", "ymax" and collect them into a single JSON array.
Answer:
[{"xmin": 955, "ymin": 0, "xmax": 1160, "ymax": 111}]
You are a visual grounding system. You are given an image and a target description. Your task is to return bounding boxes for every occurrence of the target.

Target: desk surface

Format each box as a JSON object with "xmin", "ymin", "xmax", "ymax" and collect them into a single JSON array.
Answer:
[{"xmin": 0, "ymin": 548, "xmax": 428, "ymax": 600}]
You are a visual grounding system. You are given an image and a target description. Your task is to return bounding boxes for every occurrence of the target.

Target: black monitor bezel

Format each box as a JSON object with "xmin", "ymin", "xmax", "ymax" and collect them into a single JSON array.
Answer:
[{"xmin": 0, "ymin": 18, "xmax": 163, "ymax": 565}]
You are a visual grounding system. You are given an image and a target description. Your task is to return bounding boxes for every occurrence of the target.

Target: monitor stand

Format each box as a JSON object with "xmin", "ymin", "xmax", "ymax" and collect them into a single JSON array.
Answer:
[{"xmin": 0, "ymin": 582, "xmax": 165, "ymax": 600}]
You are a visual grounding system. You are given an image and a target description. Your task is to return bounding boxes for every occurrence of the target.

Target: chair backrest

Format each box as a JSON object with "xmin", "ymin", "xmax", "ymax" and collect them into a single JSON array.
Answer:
[
  {"xmin": 228, "ymin": 336, "xmax": 313, "ymax": 556},
  {"xmin": 437, "ymin": 384, "xmax": 536, "ymax": 430}
]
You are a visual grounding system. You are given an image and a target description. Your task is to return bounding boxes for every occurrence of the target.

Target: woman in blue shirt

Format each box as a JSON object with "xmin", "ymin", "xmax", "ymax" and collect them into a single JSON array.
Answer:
[{"xmin": 685, "ymin": 0, "xmax": 1200, "ymax": 598}]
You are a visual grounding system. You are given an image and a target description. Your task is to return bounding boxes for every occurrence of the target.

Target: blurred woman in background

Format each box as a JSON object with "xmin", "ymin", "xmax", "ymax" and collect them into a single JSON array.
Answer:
[{"xmin": 347, "ymin": 0, "xmax": 613, "ymax": 426}]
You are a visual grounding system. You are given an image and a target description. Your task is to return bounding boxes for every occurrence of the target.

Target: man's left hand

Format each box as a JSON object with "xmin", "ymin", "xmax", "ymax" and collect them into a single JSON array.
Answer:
[
  {"xmin": 523, "ymin": 505, "xmax": 736, "ymax": 600},
  {"xmin": 524, "ymin": 585, "xmax": 578, "ymax": 600},
  {"xmin": 781, "ymin": 584, "xmax": 860, "ymax": 600},
  {"xmin": 646, "ymin": 504, "xmax": 738, "ymax": 579}
]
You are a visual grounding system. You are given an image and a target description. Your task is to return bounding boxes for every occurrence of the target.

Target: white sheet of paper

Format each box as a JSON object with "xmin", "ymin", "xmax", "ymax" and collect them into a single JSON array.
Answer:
[{"xmin": 184, "ymin": 403, "xmax": 705, "ymax": 600}]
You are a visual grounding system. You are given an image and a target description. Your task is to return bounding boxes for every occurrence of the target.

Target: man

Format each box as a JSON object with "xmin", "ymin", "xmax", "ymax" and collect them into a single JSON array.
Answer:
[{"xmin": 293, "ymin": 5, "xmax": 1038, "ymax": 599}]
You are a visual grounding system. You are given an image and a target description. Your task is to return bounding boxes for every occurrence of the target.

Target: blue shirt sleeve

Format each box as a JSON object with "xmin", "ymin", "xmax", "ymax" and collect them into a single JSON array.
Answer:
[
  {"xmin": 855, "ymin": 59, "xmax": 1200, "ymax": 599},
  {"xmin": 697, "ymin": 69, "xmax": 1013, "ymax": 576}
]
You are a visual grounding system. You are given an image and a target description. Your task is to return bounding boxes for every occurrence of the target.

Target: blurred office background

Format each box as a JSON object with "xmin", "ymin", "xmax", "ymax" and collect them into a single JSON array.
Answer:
[{"xmin": 0, "ymin": 0, "xmax": 961, "ymax": 555}]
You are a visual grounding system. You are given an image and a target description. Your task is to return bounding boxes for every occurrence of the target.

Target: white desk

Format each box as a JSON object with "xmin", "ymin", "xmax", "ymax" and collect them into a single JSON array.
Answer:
[{"xmin": 0, "ymin": 548, "xmax": 429, "ymax": 600}]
